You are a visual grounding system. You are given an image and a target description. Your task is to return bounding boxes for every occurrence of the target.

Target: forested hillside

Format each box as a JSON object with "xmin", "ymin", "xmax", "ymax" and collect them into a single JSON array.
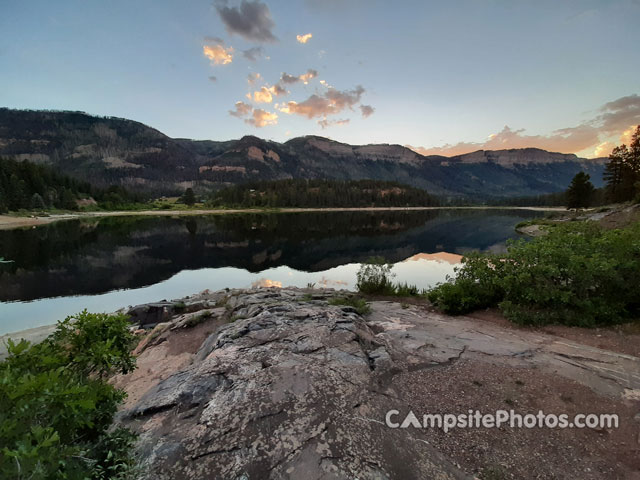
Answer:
[
  {"xmin": 0, "ymin": 158, "xmax": 143, "ymax": 212},
  {"xmin": 208, "ymin": 179, "xmax": 440, "ymax": 208}
]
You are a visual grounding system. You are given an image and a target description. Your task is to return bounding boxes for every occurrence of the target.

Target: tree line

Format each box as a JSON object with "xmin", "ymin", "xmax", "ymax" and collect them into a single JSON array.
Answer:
[
  {"xmin": 564, "ymin": 125, "xmax": 640, "ymax": 209},
  {"xmin": 604, "ymin": 125, "xmax": 640, "ymax": 203},
  {"xmin": 0, "ymin": 157, "xmax": 145, "ymax": 212},
  {"xmin": 207, "ymin": 178, "xmax": 440, "ymax": 208}
]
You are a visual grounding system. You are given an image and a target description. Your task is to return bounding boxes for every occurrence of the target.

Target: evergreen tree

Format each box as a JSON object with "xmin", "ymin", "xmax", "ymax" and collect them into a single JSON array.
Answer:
[
  {"xmin": 0, "ymin": 157, "xmax": 143, "ymax": 211},
  {"xmin": 182, "ymin": 187, "xmax": 196, "ymax": 206},
  {"xmin": 604, "ymin": 125, "xmax": 640, "ymax": 203},
  {"xmin": 566, "ymin": 172, "xmax": 595, "ymax": 209},
  {"xmin": 60, "ymin": 188, "xmax": 78, "ymax": 210},
  {"xmin": 0, "ymin": 190, "xmax": 6, "ymax": 213},
  {"xmin": 604, "ymin": 146, "xmax": 627, "ymax": 202},
  {"xmin": 30, "ymin": 192, "xmax": 46, "ymax": 210}
]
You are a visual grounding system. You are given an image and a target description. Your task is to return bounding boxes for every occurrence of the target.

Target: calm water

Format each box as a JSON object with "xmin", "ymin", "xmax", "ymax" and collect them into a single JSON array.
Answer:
[{"xmin": 0, "ymin": 209, "xmax": 538, "ymax": 334}]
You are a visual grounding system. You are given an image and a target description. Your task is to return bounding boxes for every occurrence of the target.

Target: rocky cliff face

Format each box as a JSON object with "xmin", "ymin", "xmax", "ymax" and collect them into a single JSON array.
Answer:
[
  {"xmin": 114, "ymin": 288, "xmax": 640, "ymax": 479},
  {"xmin": 0, "ymin": 108, "xmax": 607, "ymax": 197},
  {"xmin": 450, "ymin": 148, "xmax": 585, "ymax": 167}
]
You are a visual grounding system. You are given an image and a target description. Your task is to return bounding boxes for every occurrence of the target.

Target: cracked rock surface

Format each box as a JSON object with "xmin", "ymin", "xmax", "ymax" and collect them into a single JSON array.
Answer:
[{"xmin": 116, "ymin": 288, "xmax": 640, "ymax": 479}]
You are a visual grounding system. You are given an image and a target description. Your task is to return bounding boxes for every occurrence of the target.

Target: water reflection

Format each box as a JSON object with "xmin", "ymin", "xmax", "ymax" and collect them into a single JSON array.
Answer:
[{"xmin": 0, "ymin": 209, "xmax": 537, "ymax": 333}]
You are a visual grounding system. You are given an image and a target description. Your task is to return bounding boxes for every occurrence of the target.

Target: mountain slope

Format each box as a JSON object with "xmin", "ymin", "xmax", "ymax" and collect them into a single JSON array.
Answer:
[{"xmin": 0, "ymin": 108, "xmax": 607, "ymax": 198}]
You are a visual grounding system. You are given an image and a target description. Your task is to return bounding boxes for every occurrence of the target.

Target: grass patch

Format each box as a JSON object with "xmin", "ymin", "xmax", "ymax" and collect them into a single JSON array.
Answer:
[
  {"xmin": 328, "ymin": 296, "xmax": 371, "ymax": 315},
  {"xmin": 173, "ymin": 301, "xmax": 186, "ymax": 312},
  {"xmin": 184, "ymin": 310, "xmax": 212, "ymax": 327}
]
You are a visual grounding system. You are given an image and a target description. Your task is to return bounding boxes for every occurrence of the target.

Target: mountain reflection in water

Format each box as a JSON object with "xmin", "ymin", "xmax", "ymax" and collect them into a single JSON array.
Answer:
[{"xmin": 0, "ymin": 209, "xmax": 537, "ymax": 333}]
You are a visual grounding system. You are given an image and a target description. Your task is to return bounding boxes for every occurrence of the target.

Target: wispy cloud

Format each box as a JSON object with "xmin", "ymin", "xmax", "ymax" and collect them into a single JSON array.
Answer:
[
  {"xmin": 597, "ymin": 94, "xmax": 640, "ymax": 136},
  {"xmin": 242, "ymin": 46, "xmax": 264, "ymax": 61},
  {"xmin": 229, "ymin": 101, "xmax": 278, "ymax": 128},
  {"xmin": 279, "ymin": 69, "xmax": 318, "ymax": 85},
  {"xmin": 247, "ymin": 72, "xmax": 262, "ymax": 85},
  {"xmin": 203, "ymin": 37, "xmax": 233, "ymax": 65},
  {"xmin": 409, "ymin": 94, "xmax": 640, "ymax": 157},
  {"xmin": 408, "ymin": 125, "xmax": 599, "ymax": 157},
  {"xmin": 318, "ymin": 118, "xmax": 349, "ymax": 129},
  {"xmin": 360, "ymin": 105, "xmax": 374, "ymax": 118},
  {"xmin": 229, "ymin": 101, "xmax": 253, "ymax": 118},
  {"xmin": 296, "ymin": 33, "xmax": 312, "ymax": 44},
  {"xmin": 215, "ymin": 0, "xmax": 277, "ymax": 43}
]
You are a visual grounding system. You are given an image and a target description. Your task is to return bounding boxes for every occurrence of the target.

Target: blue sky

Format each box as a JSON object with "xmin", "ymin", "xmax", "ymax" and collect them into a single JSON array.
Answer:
[{"xmin": 1, "ymin": 0, "xmax": 639, "ymax": 157}]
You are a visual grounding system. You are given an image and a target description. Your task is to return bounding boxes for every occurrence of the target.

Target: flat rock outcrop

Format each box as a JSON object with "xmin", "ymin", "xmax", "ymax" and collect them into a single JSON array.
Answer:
[{"xmin": 116, "ymin": 288, "xmax": 640, "ymax": 479}]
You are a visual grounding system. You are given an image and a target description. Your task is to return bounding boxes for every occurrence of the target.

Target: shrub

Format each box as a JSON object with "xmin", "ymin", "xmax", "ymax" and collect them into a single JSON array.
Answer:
[
  {"xmin": 428, "ymin": 222, "xmax": 640, "ymax": 326},
  {"xmin": 0, "ymin": 311, "xmax": 138, "ymax": 479},
  {"xmin": 356, "ymin": 256, "xmax": 396, "ymax": 295}
]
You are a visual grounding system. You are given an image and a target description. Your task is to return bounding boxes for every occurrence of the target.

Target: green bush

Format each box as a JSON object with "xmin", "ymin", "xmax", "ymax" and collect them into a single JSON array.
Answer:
[
  {"xmin": 0, "ymin": 310, "xmax": 138, "ymax": 479},
  {"xmin": 356, "ymin": 256, "xmax": 396, "ymax": 295},
  {"xmin": 428, "ymin": 222, "xmax": 640, "ymax": 326}
]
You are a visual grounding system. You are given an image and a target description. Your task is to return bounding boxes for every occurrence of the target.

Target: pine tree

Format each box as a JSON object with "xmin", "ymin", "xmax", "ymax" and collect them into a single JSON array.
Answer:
[
  {"xmin": 61, "ymin": 188, "xmax": 78, "ymax": 210},
  {"xmin": 604, "ymin": 125, "xmax": 640, "ymax": 203},
  {"xmin": 567, "ymin": 172, "xmax": 595, "ymax": 209},
  {"xmin": 604, "ymin": 146, "xmax": 626, "ymax": 202},
  {"xmin": 30, "ymin": 193, "xmax": 46, "ymax": 210},
  {"xmin": 182, "ymin": 188, "xmax": 196, "ymax": 206}
]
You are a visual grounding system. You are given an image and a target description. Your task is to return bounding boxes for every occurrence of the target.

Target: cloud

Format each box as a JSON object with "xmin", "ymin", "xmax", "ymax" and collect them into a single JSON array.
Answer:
[
  {"xmin": 245, "ymin": 108, "xmax": 278, "ymax": 127},
  {"xmin": 215, "ymin": 0, "xmax": 277, "ymax": 43},
  {"xmin": 229, "ymin": 100, "xmax": 278, "ymax": 127},
  {"xmin": 280, "ymin": 69, "xmax": 318, "ymax": 85},
  {"xmin": 253, "ymin": 86, "xmax": 274, "ymax": 103},
  {"xmin": 409, "ymin": 125, "xmax": 599, "ymax": 157},
  {"xmin": 593, "ymin": 141, "xmax": 615, "ymax": 157},
  {"xmin": 360, "ymin": 104, "xmax": 374, "ymax": 118},
  {"xmin": 278, "ymin": 85, "xmax": 365, "ymax": 119},
  {"xmin": 409, "ymin": 94, "xmax": 640, "ymax": 157},
  {"xmin": 247, "ymin": 72, "xmax": 262, "ymax": 85},
  {"xmin": 299, "ymin": 70, "xmax": 317, "ymax": 84},
  {"xmin": 252, "ymin": 84, "xmax": 287, "ymax": 103},
  {"xmin": 280, "ymin": 73, "xmax": 299, "ymax": 84},
  {"xmin": 229, "ymin": 101, "xmax": 253, "ymax": 118},
  {"xmin": 296, "ymin": 33, "xmax": 312, "ymax": 44},
  {"xmin": 271, "ymin": 83, "xmax": 287, "ymax": 96},
  {"xmin": 203, "ymin": 37, "xmax": 233, "ymax": 65},
  {"xmin": 208, "ymin": 76, "xmax": 218, "ymax": 83},
  {"xmin": 597, "ymin": 94, "xmax": 640, "ymax": 136},
  {"xmin": 242, "ymin": 46, "xmax": 264, "ymax": 61},
  {"xmin": 318, "ymin": 118, "xmax": 350, "ymax": 129},
  {"xmin": 620, "ymin": 125, "xmax": 637, "ymax": 145}
]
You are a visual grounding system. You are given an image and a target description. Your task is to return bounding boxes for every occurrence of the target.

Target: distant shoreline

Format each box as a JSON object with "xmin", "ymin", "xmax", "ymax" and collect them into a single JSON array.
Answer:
[{"xmin": 0, "ymin": 206, "xmax": 566, "ymax": 230}]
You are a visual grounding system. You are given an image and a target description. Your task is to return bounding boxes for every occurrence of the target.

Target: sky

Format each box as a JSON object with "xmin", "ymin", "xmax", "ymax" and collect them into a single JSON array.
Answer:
[{"xmin": 1, "ymin": 0, "xmax": 639, "ymax": 158}]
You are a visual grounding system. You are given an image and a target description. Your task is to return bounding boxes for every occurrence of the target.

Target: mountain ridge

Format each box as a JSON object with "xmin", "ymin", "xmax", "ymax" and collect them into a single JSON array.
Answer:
[{"xmin": 0, "ymin": 108, "xmax": 607, "ymax": 198}]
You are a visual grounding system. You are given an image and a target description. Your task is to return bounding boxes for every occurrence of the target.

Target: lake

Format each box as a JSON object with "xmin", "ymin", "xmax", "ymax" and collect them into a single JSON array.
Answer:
[{"xmin": 0, "ymin": 209, "xmax": 539, "ymax": 334}]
